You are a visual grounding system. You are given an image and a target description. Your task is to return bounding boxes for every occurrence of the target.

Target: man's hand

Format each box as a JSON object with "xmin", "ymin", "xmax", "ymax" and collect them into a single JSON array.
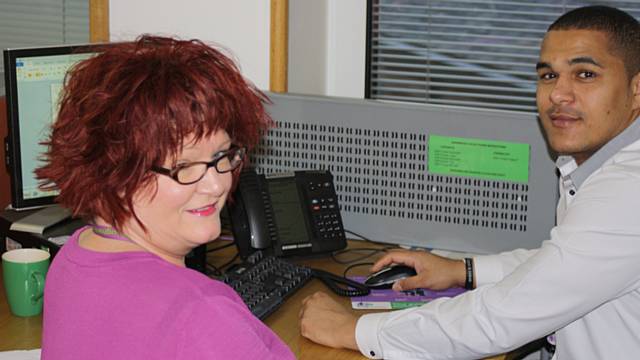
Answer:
[
  {"xmin": 299, "ymin": 291, "xmax": 360, "ymax": 350},
  {"xmin": 372, "ymin": 249, "xmax": 467, "ymax": 291}
]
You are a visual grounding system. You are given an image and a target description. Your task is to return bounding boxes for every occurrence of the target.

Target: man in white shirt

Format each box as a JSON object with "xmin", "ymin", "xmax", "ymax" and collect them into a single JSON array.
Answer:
[{"xmin": 299, "ymin": 5, "xmax": 640, "ymax": 359}]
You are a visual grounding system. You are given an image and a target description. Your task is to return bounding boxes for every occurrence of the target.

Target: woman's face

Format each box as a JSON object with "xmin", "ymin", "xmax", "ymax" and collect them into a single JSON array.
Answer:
[{"xmin": 129, "ymin": 130, "xmax": 233, "ymax": 264}]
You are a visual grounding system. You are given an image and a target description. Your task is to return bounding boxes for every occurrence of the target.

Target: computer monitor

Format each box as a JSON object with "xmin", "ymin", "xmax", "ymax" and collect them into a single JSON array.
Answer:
[{"xmin": 3, "ymin": 43, "xmax": 104, "ymax": 230}]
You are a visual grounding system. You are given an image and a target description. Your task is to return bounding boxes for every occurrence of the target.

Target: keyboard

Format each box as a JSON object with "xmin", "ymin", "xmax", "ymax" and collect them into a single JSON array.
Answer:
[{"xmin": 220, "ymin": 251, "xmax": 313, "ymax": 319}]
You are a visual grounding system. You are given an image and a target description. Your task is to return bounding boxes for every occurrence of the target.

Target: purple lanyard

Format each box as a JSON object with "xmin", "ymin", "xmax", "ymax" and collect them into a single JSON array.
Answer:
[{"xmin": 91, "ymin": 224, "xmax": 135, "ymax": 243}]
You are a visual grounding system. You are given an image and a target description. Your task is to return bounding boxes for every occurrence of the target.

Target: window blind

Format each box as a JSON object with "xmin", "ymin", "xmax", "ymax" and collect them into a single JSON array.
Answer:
[
  {"xmin": 367, "ymin": 0, "xmax": 640, "ymax": 113},
  {"xmin": 0, "ymin": 0, "xmax": 89, "ymax": 96}
]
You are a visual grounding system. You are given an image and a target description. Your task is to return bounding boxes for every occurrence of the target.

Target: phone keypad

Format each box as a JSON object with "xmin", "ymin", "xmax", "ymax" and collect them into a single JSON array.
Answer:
[
  {"xmin": 314, "ymin": 213, "xmax": 342, "ymax": 239},
  {"xmin": 308, "ymin": 179, "xmax": 344, "ymax": 240}
]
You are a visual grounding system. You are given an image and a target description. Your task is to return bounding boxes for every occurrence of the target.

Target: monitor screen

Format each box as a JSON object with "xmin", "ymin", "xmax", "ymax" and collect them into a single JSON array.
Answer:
[{"xmin": 3, "ymin": 44, "xmax": 103, "ymax": 210}]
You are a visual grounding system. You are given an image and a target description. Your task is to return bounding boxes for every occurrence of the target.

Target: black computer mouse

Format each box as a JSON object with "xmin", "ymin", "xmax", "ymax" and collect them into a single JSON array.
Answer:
[{"xmin": 364, "ymin": 265, "xmax": 417, "ymax": 289}]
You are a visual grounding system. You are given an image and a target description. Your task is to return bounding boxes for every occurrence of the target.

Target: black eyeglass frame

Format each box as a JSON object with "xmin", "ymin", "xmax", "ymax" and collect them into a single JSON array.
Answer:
[{"xmin": 151, "ymin": 146, "xmax": 247, "ymax": 185}]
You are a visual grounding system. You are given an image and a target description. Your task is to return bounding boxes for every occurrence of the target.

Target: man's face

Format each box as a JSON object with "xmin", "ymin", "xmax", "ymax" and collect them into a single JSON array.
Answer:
[{"xmin": 536, "ymin": 29, "xmax": 640, "ymax": 164}]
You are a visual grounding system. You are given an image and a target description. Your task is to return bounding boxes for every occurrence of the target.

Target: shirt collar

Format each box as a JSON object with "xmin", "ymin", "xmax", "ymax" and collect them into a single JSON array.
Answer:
[{"xmin": 556, "ymin": 116, "xmax": 640, "ymax": 191}]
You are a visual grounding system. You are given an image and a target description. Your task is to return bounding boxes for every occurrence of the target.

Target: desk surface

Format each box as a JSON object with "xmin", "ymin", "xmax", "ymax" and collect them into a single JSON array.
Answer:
[{"xmin": 0, "ymin": 240, "xmax": 506, "ymax": 359}]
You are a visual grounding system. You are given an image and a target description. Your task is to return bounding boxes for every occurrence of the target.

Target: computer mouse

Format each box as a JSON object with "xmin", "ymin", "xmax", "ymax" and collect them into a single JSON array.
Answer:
[{"xmin": 364, "ymin": 265, "xmax": 417, "ymax": 289}]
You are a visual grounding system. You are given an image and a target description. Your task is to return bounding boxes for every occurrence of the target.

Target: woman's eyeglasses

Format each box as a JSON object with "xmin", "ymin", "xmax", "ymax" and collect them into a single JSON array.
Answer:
[{"xmin": 152, "ymin": 146, "xmax": 246, "ymax": 185}]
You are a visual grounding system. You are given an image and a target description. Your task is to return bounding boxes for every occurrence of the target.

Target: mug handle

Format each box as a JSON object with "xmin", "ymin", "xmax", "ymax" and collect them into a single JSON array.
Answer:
[{"xmin": 29, "ymin": 271, "xmax": 46, "ymax": 303}]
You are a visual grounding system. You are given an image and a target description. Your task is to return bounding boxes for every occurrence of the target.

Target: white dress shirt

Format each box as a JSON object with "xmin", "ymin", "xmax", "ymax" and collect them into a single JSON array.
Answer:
[{"xmin": 355, "ymin": 118, "xmax": 640, "ymax": 359}]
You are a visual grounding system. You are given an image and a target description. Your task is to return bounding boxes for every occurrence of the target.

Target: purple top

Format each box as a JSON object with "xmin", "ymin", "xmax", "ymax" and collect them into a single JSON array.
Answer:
[{"xmin": 42, "ymin": 227, "xmax": 295, "ymax": 360}]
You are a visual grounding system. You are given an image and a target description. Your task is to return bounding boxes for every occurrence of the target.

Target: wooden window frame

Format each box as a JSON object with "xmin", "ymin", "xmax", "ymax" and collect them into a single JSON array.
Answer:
[{"xmin": 90, "ymin": 0, "xmax": 109, "ymax": 43}]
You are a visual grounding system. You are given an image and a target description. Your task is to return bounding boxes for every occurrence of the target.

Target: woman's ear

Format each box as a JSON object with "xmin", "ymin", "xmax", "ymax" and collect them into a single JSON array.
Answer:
[{"xmin": 632, "ymin": 72, "xmax": 640, "ymax": 110}]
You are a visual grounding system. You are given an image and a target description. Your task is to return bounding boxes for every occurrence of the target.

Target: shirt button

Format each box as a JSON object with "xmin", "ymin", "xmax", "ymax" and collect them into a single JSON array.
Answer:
[
  {"xmin": 569, "ymin": 189, "xmax": 576, "ymax": 196},
  {"xmin": 370, "ymin": 350, "xmax": 376, "ymax": 357}
]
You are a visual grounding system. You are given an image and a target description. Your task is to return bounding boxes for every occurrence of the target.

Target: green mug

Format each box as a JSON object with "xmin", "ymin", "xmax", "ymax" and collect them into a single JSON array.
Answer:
[{"xmin": 2, "ymin": 248, "xmax": 50, "ymax": 317}]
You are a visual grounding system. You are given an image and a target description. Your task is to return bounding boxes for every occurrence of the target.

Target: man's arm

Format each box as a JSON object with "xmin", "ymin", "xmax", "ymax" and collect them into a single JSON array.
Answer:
[
  {"xmin": 301, "ymin": 163, "xmax": 640, "ymax": 359},
  {"xmin": 353, "ymin": 168, "xmax": 640, "ymax": 359},
  {"xmin": 474, "ymin": 247, "xmax": 539, "ymax": 286},
  {"xmin": 370, "ymin": 242, "xmax": 539, "ymax": 292}
]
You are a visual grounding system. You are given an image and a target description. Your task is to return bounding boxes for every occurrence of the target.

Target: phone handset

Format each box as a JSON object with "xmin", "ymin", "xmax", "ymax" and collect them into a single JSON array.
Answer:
[{"xmin": 228, "ymin": 169, "xmax": 277, "ymax": 258}]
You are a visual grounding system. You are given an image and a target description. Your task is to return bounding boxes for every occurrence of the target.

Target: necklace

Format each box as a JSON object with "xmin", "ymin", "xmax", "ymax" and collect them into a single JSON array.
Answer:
[{"xmin": 91, "ymin": 224, "xmax": 135, "ymax": 243}]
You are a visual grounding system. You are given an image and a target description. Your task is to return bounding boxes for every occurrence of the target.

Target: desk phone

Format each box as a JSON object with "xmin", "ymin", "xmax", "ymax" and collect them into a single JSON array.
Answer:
[{"xmin": 228, "ymin": 168, "xmax": 347, "ymax": 258}]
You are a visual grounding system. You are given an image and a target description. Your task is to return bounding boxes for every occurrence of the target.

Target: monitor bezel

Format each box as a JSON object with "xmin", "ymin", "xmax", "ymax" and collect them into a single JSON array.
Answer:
[{"xmin": 3, "ymin": 43, "xmax": 102, "ymax": 210}]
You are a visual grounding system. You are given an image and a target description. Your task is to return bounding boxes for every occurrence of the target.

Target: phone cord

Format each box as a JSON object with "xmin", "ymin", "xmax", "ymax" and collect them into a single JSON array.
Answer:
[{"xmin": 311, "ymin": 268, "xmax": 371, "ymax": 297}]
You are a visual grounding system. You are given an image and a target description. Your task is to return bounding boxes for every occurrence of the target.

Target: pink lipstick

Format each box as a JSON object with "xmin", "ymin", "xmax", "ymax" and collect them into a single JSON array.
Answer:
[{"xmin": 187, "ymin": 205, "xmax": 216, "ymax": 216}]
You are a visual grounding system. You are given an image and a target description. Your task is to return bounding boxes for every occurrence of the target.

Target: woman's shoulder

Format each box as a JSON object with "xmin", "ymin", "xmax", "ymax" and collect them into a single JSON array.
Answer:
[
  {"xmin": 174, "ymin": 292, "xmax": 295, "ymax": 359},
  {"xmin": 173, "ymin": 266, "xmax": 241, "ymax": 300}
]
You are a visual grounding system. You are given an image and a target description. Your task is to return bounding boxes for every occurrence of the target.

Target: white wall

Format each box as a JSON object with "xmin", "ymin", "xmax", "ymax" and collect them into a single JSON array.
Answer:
[
  {"xmin": 326, "ymin": 0, "xmax": 366, "ymax": 98},
  {"xmin": 109, "ymin": 0, "xmax": 365, "ymax": 98},
  {"xmin": 288, "ymin": 1, "xmax": 328, "ymax": 95},
  {"xmin": 288, "ymin": 0, "xmax": 366, "ymax": 98},
  {"xmin": 109, "ymin": 0, "xmax": 271, "ymax": 89}
]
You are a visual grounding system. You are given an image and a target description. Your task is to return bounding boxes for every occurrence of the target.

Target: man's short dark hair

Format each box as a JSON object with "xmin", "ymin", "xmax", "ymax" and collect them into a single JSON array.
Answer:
[{"xmin": 548, "ymin": 5, "xmax": 640, "ymax": 78}]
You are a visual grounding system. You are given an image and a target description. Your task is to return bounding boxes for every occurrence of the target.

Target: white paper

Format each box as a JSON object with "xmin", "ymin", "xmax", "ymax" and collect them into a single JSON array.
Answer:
[
  {"xmin": 47, "ymin": 235, "xmax": 70, "ymax": 246},
  {"xmin": 0, "ymin": 349, "xmax": 41, "ymax": 360}
]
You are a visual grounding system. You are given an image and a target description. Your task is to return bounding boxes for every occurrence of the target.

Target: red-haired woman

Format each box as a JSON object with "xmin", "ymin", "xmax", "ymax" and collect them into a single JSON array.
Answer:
[{"xmin": 37, "ymin": 35, "xmax": 294, "ymax": 359}]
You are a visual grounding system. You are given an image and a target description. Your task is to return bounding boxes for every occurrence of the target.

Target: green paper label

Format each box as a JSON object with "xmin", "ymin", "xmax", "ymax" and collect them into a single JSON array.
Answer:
[
  {"xmin": 428, "ymin": 135, "xmax": 530, "ymax": 183},
  {"xmin": 390, "ymin": 301, "xmax": 426, "ymax": 309}
]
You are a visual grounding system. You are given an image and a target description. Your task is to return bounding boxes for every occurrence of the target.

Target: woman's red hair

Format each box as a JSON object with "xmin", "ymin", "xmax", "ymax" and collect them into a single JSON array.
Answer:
[{"xmin": 36, "ymin": 35, "xmax": 272, "ymax": 230}]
